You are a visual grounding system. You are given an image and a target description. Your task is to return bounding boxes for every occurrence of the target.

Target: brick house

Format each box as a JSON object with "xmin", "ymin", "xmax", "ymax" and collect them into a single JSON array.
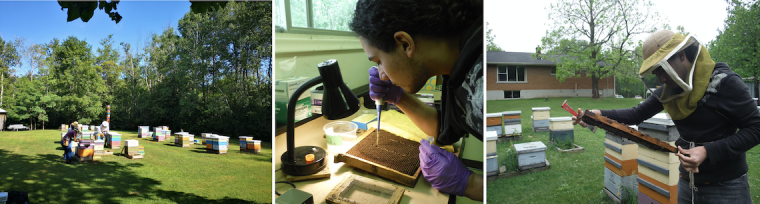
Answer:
[{"xmin": 486, "ymin": 51, "xmax": 615, "ymax": 100}]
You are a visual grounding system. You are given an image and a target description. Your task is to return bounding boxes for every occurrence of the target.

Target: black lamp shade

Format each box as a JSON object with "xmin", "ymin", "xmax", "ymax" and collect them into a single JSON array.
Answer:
[{"xmin": 318, "ymin": 59, "xmax": 360, "ymax": 119}]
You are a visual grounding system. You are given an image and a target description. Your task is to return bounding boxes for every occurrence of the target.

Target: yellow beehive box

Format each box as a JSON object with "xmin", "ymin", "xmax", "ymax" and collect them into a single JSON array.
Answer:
[
  {"xmin": 548, "ymin": 117, "xmax": 573, "ymax": 130},
  {"xmin": 531, "ymin": 107, "xmax": 550, "ymax": 120}
]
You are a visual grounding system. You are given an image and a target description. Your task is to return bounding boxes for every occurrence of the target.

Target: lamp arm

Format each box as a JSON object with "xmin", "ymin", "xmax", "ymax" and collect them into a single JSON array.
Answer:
[{"xmin": 287, "ymin": 76, "xmax": 324, "ymax": 163}]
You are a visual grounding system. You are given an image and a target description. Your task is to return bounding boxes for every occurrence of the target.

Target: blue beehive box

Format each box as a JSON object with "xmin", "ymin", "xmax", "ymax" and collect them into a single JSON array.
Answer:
[{"xmin": 514, "ymin": 141, "xmax": 547, "ymax": 170}]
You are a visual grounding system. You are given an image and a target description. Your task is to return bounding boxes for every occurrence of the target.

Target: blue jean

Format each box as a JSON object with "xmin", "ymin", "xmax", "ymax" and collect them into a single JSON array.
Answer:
[
  {"xmin": 63, "ymin": 140, "xmax": 74, "ymax": 160},
  {"xmin": 678, "ymin": 173, "xmax": 751, "ymax": 204}
]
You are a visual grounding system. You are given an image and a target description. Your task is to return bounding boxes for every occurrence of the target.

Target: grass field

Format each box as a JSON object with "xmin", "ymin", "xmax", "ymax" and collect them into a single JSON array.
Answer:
[
  {"xmin": 486, "ymin": 97, "xmax": 760, "ymax": 203},
  {"xmin": 0, "ymin": 130, "xmax": 272, "ymax": 204}
]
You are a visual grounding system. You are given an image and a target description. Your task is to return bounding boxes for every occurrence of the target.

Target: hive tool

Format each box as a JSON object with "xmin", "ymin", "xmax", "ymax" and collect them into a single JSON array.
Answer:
[
  {"xmin": 561, "ymin": 99, "xmax": 597, "ymax": 133},
  {"xmin": 376, "ymin": 99, "xmax": 382, "ymax": 145}
]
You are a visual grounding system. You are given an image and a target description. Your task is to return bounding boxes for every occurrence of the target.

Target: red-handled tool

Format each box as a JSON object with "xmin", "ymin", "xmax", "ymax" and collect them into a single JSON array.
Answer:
[{"xmin": 561, "ymin": 99, "xmax": 597, "ymax": 133}]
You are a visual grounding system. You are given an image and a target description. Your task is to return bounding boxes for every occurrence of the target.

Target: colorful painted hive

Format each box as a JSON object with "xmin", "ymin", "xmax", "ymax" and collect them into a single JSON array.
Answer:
[
  {"xmin": 138, "ymin": 146, "xmax": 145, "ymax": 155},
  {"xmin": 604, "ymin": 128, "xmax": 639, "ymax": 201},
  {"xmin": 207, "ymin": 136, "xmax": 229, "ymax": 154},
  {"xmin": 174, "ymin": 132, "xmax": 192, "ymax": 148},
  {"xmin": 514, "ymin": 141, "xmax": 547, "ymax": 170},
  {"xmin": 61, "ymin": 124, "xmax": 68, "ymax": 131},
  {"xmin": 138, "ymin": 126, "xmax": 150, "ymax": 138},
  {"xmin": 485, "ymin": 112, "xmax": 503, "ymax": 136},
  {"xmin": 239, "ymin": 136, "xmax": 253, "ymax": 150},
  {"xmin": 108, "ymin": 132, "xmax": 122, "ymax": 149},
  {"xmin": 81, "ymin": 132, "xmax": 94, "ymax": 140},
  {"xmin": 502, "ymin": 111, "xmax": 521, "ymax": 136},
  {"xmin": 250, "ymin": 140, "xmax": 261, "ymax": 154},
  {"xmin": 636, "ymin": 118, "xmax": 679, "ymax": 204}
]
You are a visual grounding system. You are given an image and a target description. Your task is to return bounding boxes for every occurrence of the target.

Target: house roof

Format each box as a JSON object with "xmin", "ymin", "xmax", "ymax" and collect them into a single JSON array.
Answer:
[
  {"xmin": 487, "ymin": 51, "xmax": 558, "ymax": 66},
  {"xmin": 0, "ymin": 108, "xmax": 6, "ymax": 113}
]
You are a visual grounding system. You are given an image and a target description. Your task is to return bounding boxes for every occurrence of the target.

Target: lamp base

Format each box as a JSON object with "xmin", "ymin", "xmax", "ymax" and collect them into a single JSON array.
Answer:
[{"xmin": 281, "ymin": 146, "xmax": 327, "ymax": 176}]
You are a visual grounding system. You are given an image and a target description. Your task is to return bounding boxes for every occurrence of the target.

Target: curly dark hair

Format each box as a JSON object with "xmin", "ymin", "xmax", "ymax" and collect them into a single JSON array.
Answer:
[{"xmin": 349, "ymin": 0, "xmax": 482, "ymax": 53}]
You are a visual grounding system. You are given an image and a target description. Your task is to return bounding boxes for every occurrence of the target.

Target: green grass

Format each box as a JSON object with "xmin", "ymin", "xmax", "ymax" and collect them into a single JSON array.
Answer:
[
  {"xmin": 486, "ymin": 97, "xmax": 760, "ymax": 203},
  {"xmin": 0, "ymin": 130, "xmax": 272, "ymax": 204}
]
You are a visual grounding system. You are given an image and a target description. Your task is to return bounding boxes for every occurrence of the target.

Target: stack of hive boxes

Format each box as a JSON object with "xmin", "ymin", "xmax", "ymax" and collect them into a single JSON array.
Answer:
[
  {"xmin": 138, "ymin": 146, "xmax": 145, "ymax": 155},
  {"xmin": 206, "ymin": 135, "xmax": 229, "ymax": 154},
  {"xmin": 108, "ymin": 132, "xmax": 122, "ymax": 149},
  {"xmin": 125, "ymin": 139, "xmax": 142, "ymax": 159},
  {"xmin": 239, "ymin": 136, "xmax": 252, "ymax": 151},
  {"xmin": 93, "ymin": 139, "xmax": 105, "ymax": 160},
  {"xmin": 138, "ymin": 126, "xmax": 150, "ymax": 138},
  {"xmin": 603, "ymin": 128, "xmax": 639, "ymax": 201},
  {"xmin": 486, "ymin": 131, "xmax": 498, "ymax": 176},
  {"xmin": 153, "ymin": 127, "xmax": 169, "ymax": 142},
  {"xmin": 636, "ymin": 118, "xmax": 679, "ymax": 204},
  {"xmin": 81, "ymin": 132, "xmax": 94, "ymax": 140},
  {"xmin": 81, "ymin": 125, "xmax": 90, "ymax": 133},
  {"xmin": 531, "ymin": 107, "xmax": 550, "ymax": 132},
  {"xmin": 174, "ymin": 132, "xmax": 193, "ymax": 148},
  {"xmin": 201, "ymin": 133, "xmax": 212, "ymax": 145},
  {"xmin": 502, "ymin": 111, "xmax": 521, "ymax": 137},
  {"xmin": 61, "ymin": 124, "xmax": 68, "ymax": 131},
  {"xmin": 485, "ymin": 113, "xmax": 503, "ymax": 136},
  {"xmin": 250, "ymin": 140, "xmax": 261, "ymax": 154},
  {"xmin": 548, "ymin": 117, "xmax": 574, "ymax": 144}
]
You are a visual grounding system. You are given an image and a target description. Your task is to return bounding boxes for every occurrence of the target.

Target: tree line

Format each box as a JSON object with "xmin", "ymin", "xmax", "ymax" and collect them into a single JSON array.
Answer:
[{"xmin": 0, "ymin": 1, "xmax": 272, "ymax": 140}]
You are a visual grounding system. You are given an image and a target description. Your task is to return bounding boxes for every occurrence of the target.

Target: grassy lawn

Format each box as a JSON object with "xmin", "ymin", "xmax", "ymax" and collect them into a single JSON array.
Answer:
[
  {"xmin": 486, "ymin": 97, "xmax": 760, "ymax": 203},
  {"xmin": 0, "ymin": 130, "xmax": 272, "ymax": 204}
]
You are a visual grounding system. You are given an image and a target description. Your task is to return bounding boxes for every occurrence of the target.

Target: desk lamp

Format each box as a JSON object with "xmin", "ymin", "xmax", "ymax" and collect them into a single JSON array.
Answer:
[{"xmin": 281, "ymin": 59, "xmax": 360, "ymax": 176}]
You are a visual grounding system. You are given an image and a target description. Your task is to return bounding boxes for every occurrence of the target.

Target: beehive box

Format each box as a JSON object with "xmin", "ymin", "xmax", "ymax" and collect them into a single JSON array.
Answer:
[
  {"xmin": 201, "ymin": 133, "xmax": 212, "ymax": 145},
  {"xmin": 549, "ymin": 129, "xmax": 574, "ymax": 144},
  {"xmin": 486, "ymin": 131, "xmax": 497, "ymax": 156},
  {"xmin": 486, "ymin": 155, "xmax": 498, "ymax": 176},
  {"xmin": 638, "ymin": 118, "xmax": 679, "ymax": 141},
  {"xmin": 126, "ymin": 139, "xmax": 139, "ymax": 147},
  {"xmin": 604, "ymin": 167, "xmax": 638, "ymax": 201},
  {"xmin": 486, "ymin": 112, "xmax": 503, "ymax": 136},
  {"xmin": 531, "ymin": 107, "xmax": 551, "ymax": 120},
  {"xmin": 548, "ymin": 117, "xmax": 573, "ymax": 130},
  {"xmin": 636, "ymin": 118, "xmax": 679, "ymax": 204},
  {"xmin": 514, "ymin": 141, "xmax": 547, "ymax": 170},
  {"xmin": 532, "ymin": 119, "xmax": 550, "ymax": 132},
  {"xmin": 503, "ymin": 111, "xmax": 522, "ymax": 136},
  {"xmin": 108, "ymin": 132, "xmax": 122, "ymax": 149}
]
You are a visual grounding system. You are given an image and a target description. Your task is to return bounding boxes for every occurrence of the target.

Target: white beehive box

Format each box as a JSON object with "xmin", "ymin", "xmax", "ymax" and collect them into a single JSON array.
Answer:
[
  {"xmin": 514, "ymin": 141, "xmax": 547, "ymax": 168},
  {"xmin": 548, "ymin": 117, "xmax": 573, "ymax": 130},
  {"xmin": 126, "ymin": 139, "xmax": 139, "ymax": 147},
  {"xmin": 531, "ymin": 107, "xmax": 551, "ymax": 120}
]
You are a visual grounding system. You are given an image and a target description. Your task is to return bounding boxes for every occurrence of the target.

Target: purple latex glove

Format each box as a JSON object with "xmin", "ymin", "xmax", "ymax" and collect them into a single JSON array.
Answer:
[
  {"xmin": 369, "ymin": 66, "xmax": 404, "ymax": 105},
  {"xmin": 419, "ymin": 139, "xmax": 472, "ymax": 196}
]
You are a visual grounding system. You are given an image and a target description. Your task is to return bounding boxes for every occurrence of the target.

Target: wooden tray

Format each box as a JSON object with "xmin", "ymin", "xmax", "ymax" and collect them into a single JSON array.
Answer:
[{"xmin": 334, "ymin": 127, "xmax": 421, "ymax": 188}]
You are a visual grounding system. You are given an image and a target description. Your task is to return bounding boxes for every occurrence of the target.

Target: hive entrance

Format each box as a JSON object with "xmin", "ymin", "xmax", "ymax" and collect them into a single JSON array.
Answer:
[{"xmin": 346, "ymin": 129, "xmax": 420, "ymax": 176}]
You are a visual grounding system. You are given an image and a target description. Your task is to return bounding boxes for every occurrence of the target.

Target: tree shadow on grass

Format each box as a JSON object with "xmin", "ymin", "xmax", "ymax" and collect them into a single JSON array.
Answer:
[{"xmin": 0, "ymin": 149, "xmax": 263, "ymax": 203}]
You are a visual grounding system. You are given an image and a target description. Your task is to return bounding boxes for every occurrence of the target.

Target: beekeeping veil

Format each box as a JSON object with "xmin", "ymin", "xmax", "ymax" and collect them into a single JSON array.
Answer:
[{"xmin": 639, "ymin": 30, "xmax": 716, "ymax": 120}]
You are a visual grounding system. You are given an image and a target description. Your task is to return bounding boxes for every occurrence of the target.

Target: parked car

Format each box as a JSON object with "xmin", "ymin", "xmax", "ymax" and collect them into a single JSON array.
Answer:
[
  {"xmin": 7, "ymin": 124, "xmax": 30, "ymax": 131},
  {"xmin": 615, "ymin": 95, "xmax": 624, "ymax": 98},
  {"xmin": 634, "ymin": 95, "xmax": 643, "ymax": 99}
]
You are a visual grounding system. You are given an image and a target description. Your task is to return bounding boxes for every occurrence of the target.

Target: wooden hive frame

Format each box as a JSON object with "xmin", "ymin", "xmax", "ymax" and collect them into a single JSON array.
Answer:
[
  {"xmin": 334, "ymin": 127, "xmax": 423, "ymax": 188},
  {"xmin": 581, "ymin": 110, "xmax": 676, "ymax": 153}
]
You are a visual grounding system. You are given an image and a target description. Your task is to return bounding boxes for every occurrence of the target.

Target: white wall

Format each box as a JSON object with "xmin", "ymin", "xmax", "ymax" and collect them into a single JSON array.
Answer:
[
  {"xmin": 274, "ymin": 33, "xmax": 376, "ymax": 91},
  {"xmin": 487, "ymin": 89, "xmax": 615, "ymax": 100}
]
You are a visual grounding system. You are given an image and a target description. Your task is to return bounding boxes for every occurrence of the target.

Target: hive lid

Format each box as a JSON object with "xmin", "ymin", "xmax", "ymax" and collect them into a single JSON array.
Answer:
[
  {"xmin": 548, "ymin": 117, "xmax": 573, "ymax": 122},
  {"xmin": 502, "ymin": 111, "xmax": 521, "ymax": 115},
  {"xmin": 514, "ymin": 141, "xmax": 547, "ymax": 153},
  {"xmin": 486, "ymin": 131, "xmax": 498, "ymax": 141},
  {"xmin": 642, "ymin": 117, "xmax": 675, "ymax": 126},
  {"xmin": 532, "ymin": 107, "xmax": 550, "ymax": 111},
  {"xmin": 485, "ymin": 112, "xmax": 502, "ymax": 118}
]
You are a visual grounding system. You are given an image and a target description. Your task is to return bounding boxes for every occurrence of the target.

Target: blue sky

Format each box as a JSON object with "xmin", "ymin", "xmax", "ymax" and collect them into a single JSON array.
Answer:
[{"xmin": 0, "ymin": 1, "xmax": 191, "ymax": 75}]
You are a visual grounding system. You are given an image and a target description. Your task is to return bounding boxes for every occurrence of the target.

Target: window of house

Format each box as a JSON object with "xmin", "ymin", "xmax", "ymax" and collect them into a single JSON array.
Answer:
[
  {"xmin": 504, "ymin": 90, "xmax": 520, "ymax": 98},
  {"xmin": 550, "ymin": 67, "xmax": 556, "ymax": 75},
  {"xmin": 275, "ymin": 0, "xmax": 358, "ymax": 36},
  {"xmin": 497, "ymin": 65, "xmax": 526, "ymax": 82}
]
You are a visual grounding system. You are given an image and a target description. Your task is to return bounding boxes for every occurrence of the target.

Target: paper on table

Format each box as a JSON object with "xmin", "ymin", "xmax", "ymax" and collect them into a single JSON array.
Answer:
[{"xmin": 370, "ymin": 110, "xmax": 455, "ymax": 153}]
